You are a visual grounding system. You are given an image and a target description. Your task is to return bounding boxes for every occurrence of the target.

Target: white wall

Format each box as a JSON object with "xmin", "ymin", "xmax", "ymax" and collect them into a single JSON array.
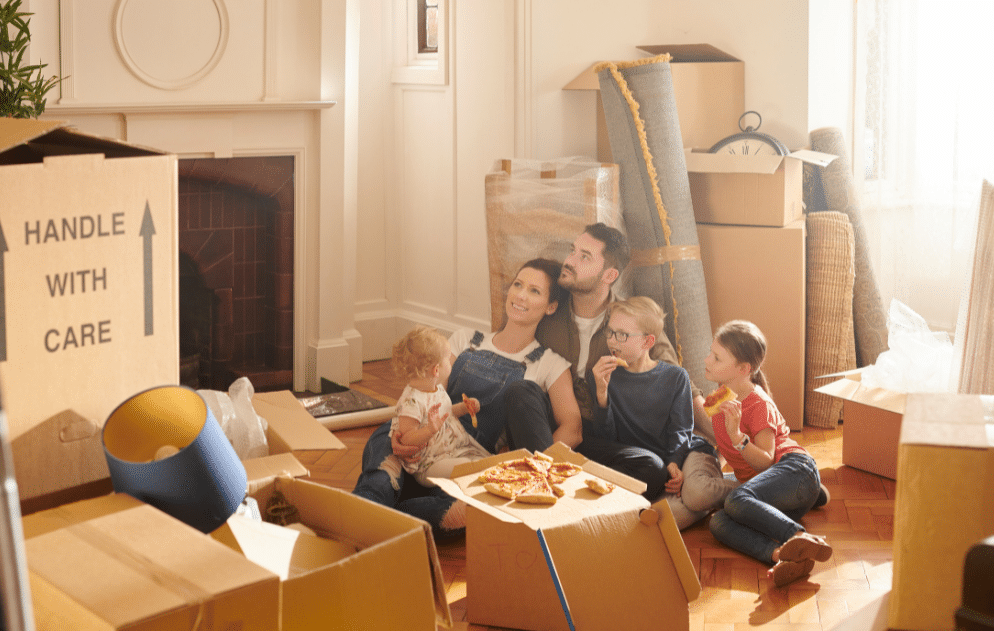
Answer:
[{"xmin": 356, "ymin": 0, "xmax": 856, "ymax": 366}]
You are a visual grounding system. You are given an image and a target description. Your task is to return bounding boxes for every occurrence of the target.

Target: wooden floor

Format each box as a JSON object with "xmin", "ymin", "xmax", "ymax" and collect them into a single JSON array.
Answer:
[{"xmin": 297, "ymin": 359, "xmax": 895, "ymax": 631}]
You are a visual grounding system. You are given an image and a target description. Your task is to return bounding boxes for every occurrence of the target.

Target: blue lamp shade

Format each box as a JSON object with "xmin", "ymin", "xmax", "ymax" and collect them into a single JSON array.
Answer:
[{"xmin": 102, "ymin": 385, "xmax": 248, "ymax": 533}]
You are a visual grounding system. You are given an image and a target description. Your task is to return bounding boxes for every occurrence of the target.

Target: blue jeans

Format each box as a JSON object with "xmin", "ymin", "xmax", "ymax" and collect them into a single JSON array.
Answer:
[{"xmin": 709, "ymin": 452, "xmax": 822, "ymax": 564}]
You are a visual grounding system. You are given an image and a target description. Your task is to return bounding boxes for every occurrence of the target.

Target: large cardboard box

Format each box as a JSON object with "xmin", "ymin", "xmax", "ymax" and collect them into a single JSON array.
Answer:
[
  {"xmin": 0, "ymin": 119, "xmax": 179, "ymax": 504},
  {"xmin": 698, "ymin": 220, "xmax": 806, "ymax": 429},
  {"xmin": 433, "ymin": 444, "xmax": 700, "ymax": 631},
  {"xmin": 889, "ymin": 393, "xmax": 994, "ymax": 631},
  {"xmin": 564, "ymin": 44, "xmax": 744, "ymax": 163},
  {"xmin": 815, "ymin": 370, "xmax": 906, "ymax": 478},
  {"xmin": 687, "ymin": 148, "xmax": 836, "ymax": 227},
  {"xmin": 22, "ymin": 493, "xmax": 281, "ymax": 631},
  {"xmin": 212, "ymin": 452, "xmax": 452, "ymax": 631}
]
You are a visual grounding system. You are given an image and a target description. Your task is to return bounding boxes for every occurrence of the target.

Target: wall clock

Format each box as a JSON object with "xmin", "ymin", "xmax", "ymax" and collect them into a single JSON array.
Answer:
[{"xmin": 708, "ymin": 111, "xmax": 789, "ymax": 156}]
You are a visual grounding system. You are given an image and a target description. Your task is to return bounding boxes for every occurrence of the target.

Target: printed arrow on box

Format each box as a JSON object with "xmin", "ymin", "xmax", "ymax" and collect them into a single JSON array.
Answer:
[{"xmin": 140, "ymin": 202, "xmax": 155, "ymax": 336}]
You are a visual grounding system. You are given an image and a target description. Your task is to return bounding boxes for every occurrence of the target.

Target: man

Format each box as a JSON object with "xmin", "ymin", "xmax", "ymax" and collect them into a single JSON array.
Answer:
[{"xmin": 503, "ymin": 222, "xmax": 735, "ymax": 529}]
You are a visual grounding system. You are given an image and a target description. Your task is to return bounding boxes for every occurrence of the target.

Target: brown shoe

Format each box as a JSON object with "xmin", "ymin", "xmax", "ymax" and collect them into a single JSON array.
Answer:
[
  {"xmin": 779, "ymin": 532, "xmax": 833, "ymax": 563},
  {"xmin": 771, "ymin": 559, "xmax": 815, "ymax": 587}
]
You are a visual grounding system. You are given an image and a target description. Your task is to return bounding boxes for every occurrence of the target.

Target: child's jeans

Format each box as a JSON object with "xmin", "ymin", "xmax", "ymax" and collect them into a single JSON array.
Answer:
[{"xmin": 708, "ymin": 452, "xmax": 822, "ymax": 564}]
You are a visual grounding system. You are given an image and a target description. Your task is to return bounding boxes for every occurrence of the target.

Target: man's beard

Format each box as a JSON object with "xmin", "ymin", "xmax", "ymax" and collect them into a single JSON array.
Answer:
[{"xmin": 559, "ymin": 266, "xmax": 601, "ymax": 294}]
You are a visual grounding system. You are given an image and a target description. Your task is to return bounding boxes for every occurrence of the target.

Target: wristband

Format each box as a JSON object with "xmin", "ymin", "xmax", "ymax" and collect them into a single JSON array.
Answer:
[{"xmin": 734, "ymin": 434, "xmax": 750, "ymax": 452}]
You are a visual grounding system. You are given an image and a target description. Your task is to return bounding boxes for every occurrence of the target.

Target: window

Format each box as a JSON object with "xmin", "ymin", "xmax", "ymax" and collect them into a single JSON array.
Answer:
[{"xmin": 418, "ymin": 0, "xmax": 438, "ymax": 53}]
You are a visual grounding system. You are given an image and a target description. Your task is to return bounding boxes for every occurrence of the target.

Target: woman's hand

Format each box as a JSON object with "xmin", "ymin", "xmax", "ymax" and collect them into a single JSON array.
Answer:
[
  {"xmin": 590, "ymin": 355, "xmax": 621, "ymax": 408},
  {"xmin": 390, "ymin": 426, "xmax": 424, "ymax": 462},
  {"xmin": 665, "ymin": 462, "xmax": 683, "ymax": 496}
]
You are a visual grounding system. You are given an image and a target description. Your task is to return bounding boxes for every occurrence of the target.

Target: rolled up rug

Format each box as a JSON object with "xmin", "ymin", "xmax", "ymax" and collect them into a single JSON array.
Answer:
[
  {"xmin": 805, "ymin": 211, "xmax": 857, "ymax": 427},
  {"xmin": 809, "ymin": 127, "xmax": 889, "ymax": 367},
  {"xmin": 596, "ymin": 55, "xmax": 714, "ymax": 392}
]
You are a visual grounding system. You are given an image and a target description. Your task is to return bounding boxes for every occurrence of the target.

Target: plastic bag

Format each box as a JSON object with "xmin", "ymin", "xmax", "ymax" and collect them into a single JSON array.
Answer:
[
  {"xmin": 860, "ymin": 299, "xmax": 956, "ymax": 393},
  {"xmin": 198, "ymin": 377, "xmax": 269, "ymax": 460}
]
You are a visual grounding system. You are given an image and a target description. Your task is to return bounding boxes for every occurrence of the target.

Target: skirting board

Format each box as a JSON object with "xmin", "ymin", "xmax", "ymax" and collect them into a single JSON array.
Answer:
[{"xmin": 318, "ymin": 406, "xmax": 396, "ymax": 431}]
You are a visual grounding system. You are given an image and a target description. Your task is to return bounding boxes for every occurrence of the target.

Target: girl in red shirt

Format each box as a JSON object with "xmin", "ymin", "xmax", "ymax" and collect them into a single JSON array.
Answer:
[{"xmin": 705, "ymin": 320, "xmax": 832, "ymax": 587}]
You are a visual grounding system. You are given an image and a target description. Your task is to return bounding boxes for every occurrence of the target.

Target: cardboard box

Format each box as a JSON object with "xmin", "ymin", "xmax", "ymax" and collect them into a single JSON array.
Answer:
[
  {"xmin": 0, "ymin": 119, "xmax": 179, "ymax": 504},
  {"xmin": 889, "ymin": 393, "xmax": 994, "ymax": 631},
  {"xmin": 213, "ymin": 452, "xmax": 452, "ymax": 631},
  {"xmin": 564, "ymin": 44, "xmax": 744, "ymax": 163},
  {"xmin": 687, "ymin": 148, "xmax": 837, "ymax": 227},
  {"xmin": 815, "ymin": 370, "xmax": 906, "ymax": 478},
  {"xmin": 432, "ymin": 444, "xmax": 700, "ymax": 631},
  {"xmin": 251, "ymin": 389, "xmax": 346, "ymax": 456},
  {"xmin": 698, "ymin": 220, "xmax": 806, "ymax": 429},
  {"xmin": 22, "ymin": 493, "xmax": 281, "ymax": 631}
]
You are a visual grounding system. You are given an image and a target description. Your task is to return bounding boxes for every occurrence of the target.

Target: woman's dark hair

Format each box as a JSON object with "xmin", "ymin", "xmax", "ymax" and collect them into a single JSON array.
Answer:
[
  {"xmin": 714, "ymin": 320, "xmax": 771, "ymax": 396},
  {"xmin": 518, "ymin": 257, "xmax": 564, "ymax": 307}
]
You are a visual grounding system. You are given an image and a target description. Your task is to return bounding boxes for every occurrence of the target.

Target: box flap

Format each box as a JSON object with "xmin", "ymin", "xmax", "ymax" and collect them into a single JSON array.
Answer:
[
  {"xmin": 637, "ymin": 43, "xmax": 740, "ymax": 62},
  {"xmin": 900, "ymin": 394, "xmax": 994, "ymax": 449},
  {"xmin": 788, "ymin": 148, "xmax": 837, "ymax": 167},
  {"xmin": 647, "ymin": 497, "xmax": 702, "ymax": 602},
  {"xmin": 814, "ymin": 373, "xmax": 907, "ymax": 415},
  {"xmin": 214, "ymin": 515, "xmax": 358, "ymax": 580},
  {"xmin": 22, "ymin": 492, "xmax": 144, "ymax": 539},
  {"xmin": 0, "ymin": 118, "xmax": 66, "ymax": 153},
  {"xmin": 26, "ymin": 503, "xmax": 278, "ymax": 628},
  {"xmin": 243, "ymin": 452, "xmax": 310, "ymax": 493},
  {"xmin": 252, "ymin": 390, "xmax": 346, "ymax": 453}
]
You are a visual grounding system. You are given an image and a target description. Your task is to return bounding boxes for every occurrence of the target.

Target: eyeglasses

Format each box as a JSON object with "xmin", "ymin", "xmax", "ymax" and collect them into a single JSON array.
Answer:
[{"xmin": 605, "ymin": 328, "xmax": 646, "ymax": 343}]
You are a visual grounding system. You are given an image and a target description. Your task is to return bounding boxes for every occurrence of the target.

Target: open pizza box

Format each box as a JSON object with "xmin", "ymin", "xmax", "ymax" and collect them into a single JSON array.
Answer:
[
  {"xmin": 431, "ymin": 443, "xmax": 701, "ymax": 631},
  {"xmin": 210, "ymin": 452, "xmax": 452, "ymax": 631}
]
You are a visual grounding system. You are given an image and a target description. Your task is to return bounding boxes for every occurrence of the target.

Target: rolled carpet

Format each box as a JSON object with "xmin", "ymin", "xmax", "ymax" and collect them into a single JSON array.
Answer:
[
  {"xmin": 809, "ymin": 127, "xmax": 889, "ymax": 367},
  {"xmin": 805, "ymin": 211, "xmax": 857, "ymax": 427},
  {"xmin": 597, "ymin": 55, "xmax": 714, "ymax": 393}
]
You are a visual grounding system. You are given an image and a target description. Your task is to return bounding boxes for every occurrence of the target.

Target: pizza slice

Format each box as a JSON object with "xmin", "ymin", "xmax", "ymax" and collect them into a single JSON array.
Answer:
[
  {"xmin": 484, "ymin": 478, "xmax": 536, "ymax": 500},
  {"xmin": 462, "ymin": 393, "xmax": 478, "ymax": 427},
  {"xmin": 514, "ymin": 475, "xmax": 558, "ymax": 505},
  {"xmin": 585, "ymin": 478, "xmax": 616, "ymax": 495},
  {"xmin": 703, "ymin": 385, "xmax": 736, "ymax": 417}
]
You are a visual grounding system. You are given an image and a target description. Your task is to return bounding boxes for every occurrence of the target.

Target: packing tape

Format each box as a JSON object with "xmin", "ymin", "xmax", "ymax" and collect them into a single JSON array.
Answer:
[
  {"xmin": 629, "ymin": 245, "xmax": 701, "ymax": 267},
  {"xmin": 983, "ymin": 395, "xmax": 994, "ymax": 446}
]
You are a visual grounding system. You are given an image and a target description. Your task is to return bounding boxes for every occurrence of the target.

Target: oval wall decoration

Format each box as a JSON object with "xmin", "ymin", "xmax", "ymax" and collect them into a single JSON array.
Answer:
[{"xmin": 114, "ymin": 0, "xmax": 230, "ymax": 90}]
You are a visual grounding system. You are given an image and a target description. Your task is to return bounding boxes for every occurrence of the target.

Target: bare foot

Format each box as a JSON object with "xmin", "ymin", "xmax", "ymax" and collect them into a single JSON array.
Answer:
[{"xmin": 778, "ymin": 532, "xmax": 833, "ymax": 563}]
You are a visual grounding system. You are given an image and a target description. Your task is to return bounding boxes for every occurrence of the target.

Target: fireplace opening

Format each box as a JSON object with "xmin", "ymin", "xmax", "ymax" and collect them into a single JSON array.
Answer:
[{"xmin": 178, "ymin": 156, "xmax": 294, "ymax": 392}]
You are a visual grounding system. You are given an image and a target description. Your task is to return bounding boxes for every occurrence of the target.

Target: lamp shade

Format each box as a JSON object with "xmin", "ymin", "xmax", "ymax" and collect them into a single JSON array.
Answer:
[{"xmin": 103, "ymin": 385, "xmax": 247, "ymax": 533}]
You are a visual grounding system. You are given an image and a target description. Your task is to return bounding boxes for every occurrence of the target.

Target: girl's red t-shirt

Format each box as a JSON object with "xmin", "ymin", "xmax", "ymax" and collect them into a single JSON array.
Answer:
[{"xmin": 711, "ymin": 386, "xmax": 806, "ymax": 482}]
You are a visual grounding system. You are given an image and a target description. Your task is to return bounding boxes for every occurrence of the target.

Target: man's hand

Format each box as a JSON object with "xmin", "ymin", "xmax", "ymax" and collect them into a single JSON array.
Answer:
[{"xmin": 391, "ymin": 424, "xmax": 425, "ymax": 462}]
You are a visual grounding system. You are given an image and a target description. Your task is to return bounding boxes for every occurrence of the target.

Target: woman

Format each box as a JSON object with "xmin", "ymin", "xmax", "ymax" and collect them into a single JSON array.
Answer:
[{"xmin": 353, "ymin": 258, "xmax": 582, "ymax": 538}]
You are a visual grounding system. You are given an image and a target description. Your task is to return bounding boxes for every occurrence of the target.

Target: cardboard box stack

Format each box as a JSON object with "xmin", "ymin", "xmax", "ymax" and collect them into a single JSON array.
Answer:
[
  {"xmin": 889, "ymin": 393, "xmax": 994, "ymax": 631},
  {"xmin": 433, "ymin": 444, "xmax": 700, "ymax": 631}
]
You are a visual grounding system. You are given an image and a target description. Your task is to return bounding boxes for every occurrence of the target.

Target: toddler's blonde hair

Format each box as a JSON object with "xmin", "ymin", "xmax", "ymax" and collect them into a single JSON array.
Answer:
[
  {"xmin": 607, "ymin": 296, "xmax": 666, "ymax": 339},
  {"xmin": 391, "ymin": 325, "xmax": 450, "ymax": 381}
]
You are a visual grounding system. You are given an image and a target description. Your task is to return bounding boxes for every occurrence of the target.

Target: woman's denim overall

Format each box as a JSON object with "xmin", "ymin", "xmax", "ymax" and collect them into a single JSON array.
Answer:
[{"xmin": 352, "ymin": 331, "xmax": 544, "ymax": 537}]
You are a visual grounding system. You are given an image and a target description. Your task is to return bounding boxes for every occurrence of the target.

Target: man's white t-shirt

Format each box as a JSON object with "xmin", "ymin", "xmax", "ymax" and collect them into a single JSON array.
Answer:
[
  {"xmin": 448, "ymin": 329, "xmax": 570, "ymax": 392},
  {"xmin": 573, "ymin": 311, "xmax": 606, "ymax": 379}
]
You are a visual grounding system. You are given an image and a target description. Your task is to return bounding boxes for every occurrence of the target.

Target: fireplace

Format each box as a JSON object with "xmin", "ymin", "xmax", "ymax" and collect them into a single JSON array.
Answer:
[{"xmin": 177, "ymin": 156, "xmax": 295, "ymax": 392}]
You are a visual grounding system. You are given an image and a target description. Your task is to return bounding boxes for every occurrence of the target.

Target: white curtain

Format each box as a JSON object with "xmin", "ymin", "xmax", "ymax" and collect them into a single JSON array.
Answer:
[{"xmin": 856, "ymin": 0, "xmax": 994, "ymax": 333}]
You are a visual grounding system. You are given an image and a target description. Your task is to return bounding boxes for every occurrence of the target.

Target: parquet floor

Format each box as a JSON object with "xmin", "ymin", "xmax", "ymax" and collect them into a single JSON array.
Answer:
[{"xmin": 296, "ymin": 359, "xmax": 896, "ymax": 631}]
